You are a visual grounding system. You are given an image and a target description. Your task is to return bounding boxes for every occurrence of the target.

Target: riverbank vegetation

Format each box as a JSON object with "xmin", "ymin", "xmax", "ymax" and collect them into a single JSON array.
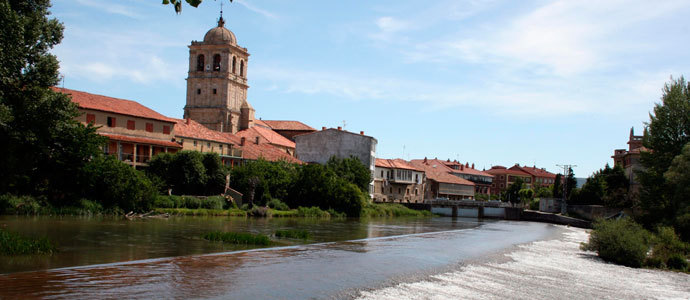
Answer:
[
  {"xmin": 0, "ymin": 229, "xmax": 57, "ymax": 256},
  {"xmin": 361, "ymin": 203, "xmax": 433, "ymax": 218},
  {"xmin": 203, "ymin": 231, "xmax": 271, "ymax": 246},
  {"xmin": 582, "ymin": 218, "xmax": 688, "ymax": 271},
  {"xmin": 275, "ymin": 229, "xmax": 311, "ymax": 240}
]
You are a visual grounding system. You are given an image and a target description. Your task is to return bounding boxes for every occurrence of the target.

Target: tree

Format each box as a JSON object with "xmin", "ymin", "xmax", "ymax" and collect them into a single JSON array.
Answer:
[
  {"xmin": 0, "ymin": 0, "xmax": 105, "ymax": 203},
  {"xmin": 552, "ymin": 173, "xmax": 563, "ymax": 198},
  {"xmin": 326, "ymin": 156, "xmax": 371, "ymax": 193},
  {"xmin": 504, "ymin": 178, "xmax": 524, "ymax": 206},
  {"xmin": 637, "ymin": 76, "xmax": 690, "ymax": 230},
  {"xmin": 163, "ymin": 0, "xmax": 232, "ymax": 14},
  {"xmin": 565, "ymin": 167, "xmax": 577, "ymax": 201}
]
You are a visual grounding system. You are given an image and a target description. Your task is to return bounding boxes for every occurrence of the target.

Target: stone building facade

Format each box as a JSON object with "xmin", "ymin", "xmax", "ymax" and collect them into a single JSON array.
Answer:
[
  {"xmin": 373, "ymin": 159, "xmax": 425, "ymax": 203},
  {"xmin": 184, "ymin": 16, "xmax": 254, "ymax": 134},
  {"xmin": 295, "ymin": 127, "xmax": 377, "ymax": 196},
  {"xmin": 612, "ymin": 127, "xmax": 646, "ymax": 194}
]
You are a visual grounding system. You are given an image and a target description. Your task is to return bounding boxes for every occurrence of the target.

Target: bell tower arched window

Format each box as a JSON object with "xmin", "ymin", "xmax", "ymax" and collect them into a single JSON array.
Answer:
[
  {"xmin": 240, "ymin": 60, "xmax": 244, "ymax": 77},
  {"xmin": 232, "ymin": 57, "xmax": 236, "ymax": 74},
  {"xmin": 196, "ymin": 55, "xmax": 204, "ymax": 71},
  {"xmin": 213, "ymin": 54, "xmax": 221, "ymax": 71}
]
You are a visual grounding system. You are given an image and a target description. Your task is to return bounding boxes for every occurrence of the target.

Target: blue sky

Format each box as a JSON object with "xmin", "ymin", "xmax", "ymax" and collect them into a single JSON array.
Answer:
[{"xmin": 49, "ymin": 0, "xmax": 690, "ymax": 177}]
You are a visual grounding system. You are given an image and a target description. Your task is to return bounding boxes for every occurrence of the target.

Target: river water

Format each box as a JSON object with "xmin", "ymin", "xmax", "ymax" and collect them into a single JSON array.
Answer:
[{"xmin": 1, "ymin": 216, "xmax": 688, "ymax": 299}]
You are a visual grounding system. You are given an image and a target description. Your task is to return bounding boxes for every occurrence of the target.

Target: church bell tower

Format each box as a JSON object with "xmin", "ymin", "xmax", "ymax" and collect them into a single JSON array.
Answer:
[{"xmin": 183, "ymin": 13, "xmax": 254, "ymax": 133}]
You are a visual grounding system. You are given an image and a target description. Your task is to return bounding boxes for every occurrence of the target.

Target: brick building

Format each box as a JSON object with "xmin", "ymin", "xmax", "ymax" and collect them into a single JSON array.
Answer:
[
  {"xmin": 486, "ymin": 166, "xmax": 532, "ymax": 196},
  {"xmin": 443, "ymin": 160, "xmax": 493, "ymax": 195},
  {"xmin": 508, "ymin": 164, "xmax": 557, "ymax": 188},
  {"xmin": 58, "ymin": 88, "xmax": 182, "ymax": 169},
  {"xmin": 612, "ymin": 127, "xmax": 646, "ymax": 193},
  {"xmin": 410, "ymin": 158, "xmax": 475, "ymax": 200},
  {"xmin": 373, "ymin": 158, "xmax": 425, "ymax": 203}
]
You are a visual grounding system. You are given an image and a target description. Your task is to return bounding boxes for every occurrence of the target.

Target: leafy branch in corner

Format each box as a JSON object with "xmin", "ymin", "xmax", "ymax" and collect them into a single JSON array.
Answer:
[{"xmin": 163, "ymin": 0, "xmax": 233, "ymax": 14}]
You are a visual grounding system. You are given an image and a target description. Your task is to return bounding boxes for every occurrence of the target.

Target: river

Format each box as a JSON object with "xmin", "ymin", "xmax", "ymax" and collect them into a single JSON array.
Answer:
[{"xmin": 0, "ymin": 216, "xmax": 688, "ymax": 299}]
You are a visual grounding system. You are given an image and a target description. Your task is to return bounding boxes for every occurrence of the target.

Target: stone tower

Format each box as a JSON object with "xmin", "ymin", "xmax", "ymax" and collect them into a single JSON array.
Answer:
[{"xmin": 183, "ymin": 15, "xmax": 254, "ymax": 133}]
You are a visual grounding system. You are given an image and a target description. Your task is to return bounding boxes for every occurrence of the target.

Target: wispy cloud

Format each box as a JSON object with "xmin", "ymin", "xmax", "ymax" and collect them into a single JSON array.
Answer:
[
  {"xmin": 235, "ymin": 0, "xmax": 278, "ymax": 19},
  {"xmin": 75, "ymin": 0, "xmax": 143, "ymax": 19}
]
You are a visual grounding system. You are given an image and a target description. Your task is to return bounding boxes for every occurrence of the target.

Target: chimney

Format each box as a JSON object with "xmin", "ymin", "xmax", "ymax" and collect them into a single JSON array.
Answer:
[
  {"xmin": 255, "ymin": 136, "xmax": 260, "ymax": 144},
  {"xmin": 461, "ymin": 165, "xmax": 464, "ymax": 171},
  {"xmin": 186, "ymin": 118, "xmax": 190, "ymax": 125},
  {"xmin": 465, "ymin": 162, "xmax": 469, "ymax": 168},
  {"xmin": 337, "ymin": 126, "xmax": 342, "ymax": 131},
  {"xmin": 240, "ymin": 137, "xmax": 245, "ymax": 146},
  {"xmin": 322, "ymin": 126, "xmax": 326, "ymax": 130},
  {"xmin": 423, "ymin": 157, "xmax": 427, "ymax": 163},
  {"xmin": 360, "ymin": 131, "xmax": 364, "ymax": 135},
  {"xmin": 471, "ymin": 163, "xmax": 475, "ymax": 169}
]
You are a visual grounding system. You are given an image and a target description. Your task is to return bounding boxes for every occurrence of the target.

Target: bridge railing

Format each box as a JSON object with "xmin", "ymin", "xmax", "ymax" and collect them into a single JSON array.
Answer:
[{"xmin": 428, "ymin": 199, "xmax": 511, "ymax": 208}]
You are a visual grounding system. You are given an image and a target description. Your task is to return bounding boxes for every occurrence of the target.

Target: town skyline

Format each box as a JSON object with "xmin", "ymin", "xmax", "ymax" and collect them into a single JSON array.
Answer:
[{"xmin": 49, "ymin": 0, "xmax": 690, "ymax": 176}]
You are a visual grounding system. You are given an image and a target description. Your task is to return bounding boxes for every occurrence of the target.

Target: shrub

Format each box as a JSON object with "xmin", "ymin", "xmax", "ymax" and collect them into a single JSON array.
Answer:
[
  {"xmin": 275, "ymin": 229, "xmax": 311, "ymax": 240},
  {"xmin": 676, "ymin": 213, "xmax": 690, "ymax": 242},
  {"xmin": 0, "ymin": 195, "xmax": 43, "ymax": 215},
  {"xmin": 296, "ymin": 206, "xmax": 330, "ymax": 218},
  {"xmin": 648, "ymin": 226, "xmax": 689, "ymax": 270},
  {"xmin": 81, "ymin": 155, "xmax": 157, "ymax": 212},
  {"xmin": 203, "ymin": 231, "xmax": 270, "ymax": 245},
  {"xmin": 267, "ymin": 198, "xmax": 290, "ymax": 211},
  {"xmin": 581, "ymin": 218, "xmax": 651, "ymax": 268},
  {"xmin": 248, "ymin": 206, "xmax": 271, "ymax": 217},
  {"xmin": 0, "ymin": 229, "xmax": 57, "ymax": 255},
  {"xmin": 666, "ymin": 254, "xmax": 689, "ymax": 271},
  {"xmin": 361, "ymin": 203, "xmax": 432, "ymax": 217}
]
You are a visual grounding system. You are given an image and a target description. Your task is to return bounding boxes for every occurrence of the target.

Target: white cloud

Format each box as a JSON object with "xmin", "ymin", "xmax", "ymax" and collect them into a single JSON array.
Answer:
[
  {"xmin": 75, "ymin": 0, "xmax": 143, "ymax": 19},
  {"xmin": 236, "ymin": 0, "xmax": 278, "ymax": 19}
]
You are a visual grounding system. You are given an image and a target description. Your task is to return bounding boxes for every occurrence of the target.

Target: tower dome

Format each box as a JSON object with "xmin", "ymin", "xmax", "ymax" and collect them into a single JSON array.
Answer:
[{"xmin": 203, "ymin": 17, "xmax": 236, "ymax": 45}]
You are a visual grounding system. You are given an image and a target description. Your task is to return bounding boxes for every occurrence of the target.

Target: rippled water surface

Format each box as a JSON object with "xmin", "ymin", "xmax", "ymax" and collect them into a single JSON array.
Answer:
[{"xmin": 1, "ymin": 217, "xmax": 687, "ymax": 299}]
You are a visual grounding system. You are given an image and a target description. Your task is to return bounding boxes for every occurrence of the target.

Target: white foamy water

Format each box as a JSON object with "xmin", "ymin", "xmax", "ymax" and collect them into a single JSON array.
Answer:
[{"xmin": 357, "ymin": 227, "xmax": 690, "ymax": 300}]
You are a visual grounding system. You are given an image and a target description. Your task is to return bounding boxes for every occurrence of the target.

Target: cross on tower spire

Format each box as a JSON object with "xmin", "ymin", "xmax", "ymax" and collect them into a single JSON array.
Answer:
[{"xmin": 218, "ymin": 1, "xmax": 225, "ymax": 27}]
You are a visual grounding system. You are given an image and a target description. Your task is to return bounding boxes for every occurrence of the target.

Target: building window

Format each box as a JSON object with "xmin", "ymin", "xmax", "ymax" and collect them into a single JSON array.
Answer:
[
  {"xmin": 381, "ymin": 171, "xmax": 384, "ymax": 177},
  {"xmin": 390, "ymin": 187, "xmax": 392, "ymax": 193},
  {"xmin": 207, "ymin": 142, "xmax": 211, "ymax": 147},
  {"xmin": 213, "ymin": 54, "xmax": 221, "ymax": 71},
  {"xmin": 197, "ymin": 54, "xmax": 204, "ymax": 71},
  {"xmin": 163, "ymin": 125, "xmax": 170, "ymax": 134},
  {"xmin": 239, "ymin": 60, "xmax": 244, "ymax": 77},
  {"xmin": 86, "ymin": 114, "xmax": 96, "ymax": 124},
  {"xmin": 127, "ymin": 120, "xmax": 135, "ymax": 130},
  {"xmin": 415, "ymin": 189, "xmax": 418, "ymax": 196},
  {"xmin": 197, "ymin": 89, "xmax": 201, "ymax": 95},
  {"xmin": 146, "ymin": 123, "xmax": 153, "ymax": 132},
  {"xmin": 232, "ymin": 56, "xmax": 236, "ymax": 73},
  {"xmin": 213, "ymin": 88, "xmax": 217, "ymax": 95},
  {"xmin": 193, "ymin": 140, "xmax": 197, "ymax": 147},
  {"xmin": 107, "ymin": 117, "xmax": 116, "ymax": 127},
  {"xmin": 398, "ymin": 188, "xmax": 401, "ymax": 194}
]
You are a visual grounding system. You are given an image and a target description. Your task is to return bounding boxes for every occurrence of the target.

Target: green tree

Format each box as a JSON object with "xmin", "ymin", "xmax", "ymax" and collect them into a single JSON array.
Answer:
[
  {"xmin": 0, "ymin": 0, "xmax": 105, "ymax": 204},
  {"xmin": 202, "ymin": 152, "xmax": 228, "ymax": 195},
  {"xmin": 326, "ymin": 156, "xmax": 371, "ymax": 193},
  {"xmin": 81, "ymin": 156, "xmax": 157, "ymax": 212},
  {"xmin": 637, "ymin": 76, "xmax": 690, "ymax": 230},
  {"xmin": 663, "ymin": 142, "xmax": 690, "ymax": 238},
  {"xmin": 229, "ymin": 159, "xmax": 297, "ymax": 205},
  {"xmin": 552, "ymin": 173, "xmax": 563, "ymax": 198},
  {"xmin": 565, "ymin": 167, "xmax": 577, "ymax": 201},
  {"xmin": 504, "ymin": 178, "xmax": 524, "ymax": 205}
]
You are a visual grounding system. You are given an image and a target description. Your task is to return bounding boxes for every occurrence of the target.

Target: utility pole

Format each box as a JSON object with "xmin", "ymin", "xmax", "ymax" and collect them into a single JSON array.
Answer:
[{"xmin": 556, "ymin": 164, "xmax": 576, "ymax": 214}]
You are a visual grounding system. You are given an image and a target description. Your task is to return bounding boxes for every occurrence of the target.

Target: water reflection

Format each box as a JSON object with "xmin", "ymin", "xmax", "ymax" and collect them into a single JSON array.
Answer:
[{"xmin": 0, "ymin": 215, "xmax": 482, "ymax": 274}]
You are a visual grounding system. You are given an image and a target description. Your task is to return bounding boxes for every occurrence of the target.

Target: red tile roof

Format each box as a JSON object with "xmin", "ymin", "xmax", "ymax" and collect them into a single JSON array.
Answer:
[
  {"xmin": 241, "ymin": 142, "xmax": 302, "ymax": 164},
  {"xmin": 99, "ymin": 133, "xmax": 181, "ymax": 148},
  {"xmin": 409, "ymin": 159, "xmax": 474, "ymax": 186},
  {"xmin": 262, "ymin": 120, "xmax": 315, "ymax": 131},
  {"xmin": 486, "ymin": 166, "xmax": 531, "ymax": 177},
  {"xmin": 54, "ymin": 87, "xmax": 175, "ymax": 123},
  {"xmin": 509, "ymin": 165, "xmax": 557, "ymax": 178},
  {"xmin": 443, "ymin": 160, "xmax": 494, "ymax": 177},
  {"xmin": 174, "ymin": 118, "xmax": 236, "ymax": 145},
  {"xmin": 236, "ymin": 126, "xmax": 296, "ymax": 149},
  {"xmin": 375, "ymin": 158, "xmax": 424, "ymax": 171}
]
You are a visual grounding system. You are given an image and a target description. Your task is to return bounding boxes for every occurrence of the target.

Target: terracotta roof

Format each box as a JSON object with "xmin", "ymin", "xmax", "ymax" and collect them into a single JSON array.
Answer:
[
  {"xmin": 409, "ymin": 159, "xmax": 474, "ymax": 186},
  {"xmin": 236, "ymin": 126, "xmax": 295, "ymax": 149},
  {"xmin": 375, "ymin": 158, "xmax": 424, "ymax": 171},
  {"xmin": 510, "ymin": 165, "xmax": 557, "ymax": 178},
  {"xmin": 486, "ymin": 167, "xmax": 531, "ymax": 177},
  {"xmin": 253, "ymin": 119, "xmax": 271, "ymax": 128},
  {"xmin": 54, "ymin": 87, "xmax": 175, "ymax": 123},
  {"xmin": 263, "ymin": 120, "xmax": 315, "ymax": 131},
  {"xmin": 100, "ymin": 133, "xmax": 181, "ymax": 148},
  {"xmin": 241, "ymin": 142, "xmax": 302, "ymax": 164},
  {"xmin": 443, "ymin": 160, "xmax": 494, "ymax": 178},
  {"xmin": 174, "ymin": 118, "xmax": 236, "ymax": 145}
]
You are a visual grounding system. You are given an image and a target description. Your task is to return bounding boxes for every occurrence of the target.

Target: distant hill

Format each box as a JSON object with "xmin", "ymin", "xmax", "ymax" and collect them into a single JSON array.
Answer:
[{"xmin": 575, "ymin": 178, "xmax": 587, "ymax": 188}]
